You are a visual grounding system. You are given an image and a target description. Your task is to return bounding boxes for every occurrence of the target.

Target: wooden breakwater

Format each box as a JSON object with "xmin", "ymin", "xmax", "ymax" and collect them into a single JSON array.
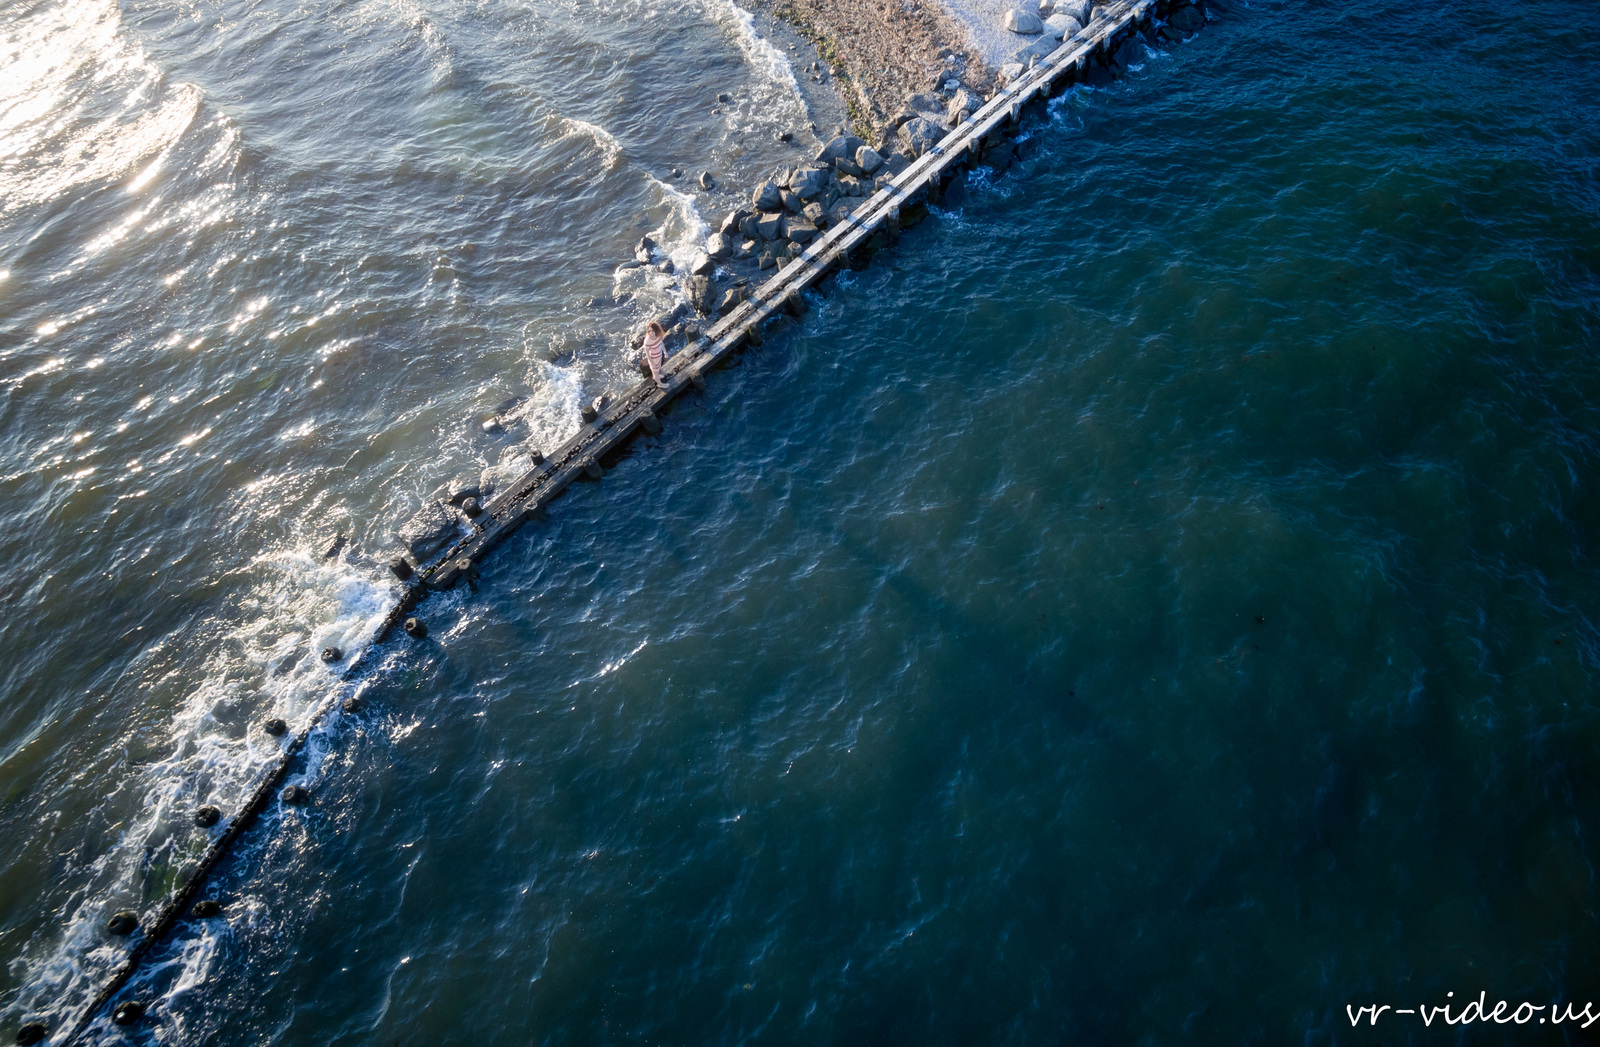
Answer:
[
  {"xmin": 49, "ymin": 0, "xmax": 1192, "ymax": 1040},
  {"xmin": 381, "ymin": 0, "xmax": 1173, "ymax": 621}
]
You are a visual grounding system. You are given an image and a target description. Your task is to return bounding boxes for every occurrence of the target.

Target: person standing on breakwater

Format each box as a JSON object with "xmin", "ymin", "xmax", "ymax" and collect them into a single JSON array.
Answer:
[{"xmin": 643, "ymin": 320, "xmax": 668, "ymax": 389}]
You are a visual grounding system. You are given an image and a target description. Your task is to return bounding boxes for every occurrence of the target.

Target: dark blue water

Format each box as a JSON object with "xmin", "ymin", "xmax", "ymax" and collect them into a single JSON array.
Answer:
[{"xmin": 3, "ymin": 0, "xmax": 1600, "ymax": 1042}]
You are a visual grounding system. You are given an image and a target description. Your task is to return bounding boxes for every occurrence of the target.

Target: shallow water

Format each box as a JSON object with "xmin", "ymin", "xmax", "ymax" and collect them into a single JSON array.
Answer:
[{"xmin": 3, "ymin": 0, "xmax": 1599, "ymax": 1042}]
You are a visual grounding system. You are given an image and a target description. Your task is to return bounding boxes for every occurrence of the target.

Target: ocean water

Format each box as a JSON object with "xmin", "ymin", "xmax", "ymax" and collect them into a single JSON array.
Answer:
[{"xmin": 3, "ymin": 0, "xmax": 1599, "ymax": 1042}]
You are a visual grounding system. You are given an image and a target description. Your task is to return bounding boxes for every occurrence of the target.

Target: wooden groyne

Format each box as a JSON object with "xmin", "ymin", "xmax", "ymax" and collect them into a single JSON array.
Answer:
[
  {"xmin": 48, "ymin": 0, "xmax": 1191, "ymax": 1040},
  {"xmin": 382, "ymin": 0, "xmax": 1170, "ymax": 623}
]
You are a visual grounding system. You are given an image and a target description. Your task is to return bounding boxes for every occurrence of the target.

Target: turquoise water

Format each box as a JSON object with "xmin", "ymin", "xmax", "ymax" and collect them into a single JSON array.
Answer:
[{"xmin": 3, "ymin": 0, "xmax": 1600, "ymax": 1042}]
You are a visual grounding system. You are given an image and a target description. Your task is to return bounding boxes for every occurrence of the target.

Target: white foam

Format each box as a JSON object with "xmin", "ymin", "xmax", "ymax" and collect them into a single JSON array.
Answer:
[{"xmin": 553, "ymin": 116, "xmax": 624, "ymax": 171}]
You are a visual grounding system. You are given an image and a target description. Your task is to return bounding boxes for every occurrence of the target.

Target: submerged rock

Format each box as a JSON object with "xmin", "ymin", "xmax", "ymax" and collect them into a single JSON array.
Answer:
[
  {"xmin": 634, "ymin": 236, "xmax": 657, "ymax": 264},
  {"xmin": 1167, "ymin": 2, "xmax": 1204, "ymax": 34},
  {"xmin": 396, "ymin": 501, "xmax": 458, "ymax": 561},
  {"xmin": 699, "ymin": 171, "xmax": 715, "ymax": 189},
  {"xmin": 1004, "ymin": 7, "xmax": 1043, "ymax": 32}
]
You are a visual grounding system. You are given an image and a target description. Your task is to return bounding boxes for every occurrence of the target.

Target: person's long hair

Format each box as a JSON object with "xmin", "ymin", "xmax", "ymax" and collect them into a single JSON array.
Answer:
[{"xmin": 645, "ymin": 320, "xmax": 665, "ymax": 339}]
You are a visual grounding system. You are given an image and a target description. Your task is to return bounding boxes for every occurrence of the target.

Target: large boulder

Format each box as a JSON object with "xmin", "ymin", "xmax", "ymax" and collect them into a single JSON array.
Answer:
[
  {"xmin": 947, "ymin": 89, "xmax": 980, "ymax": 123},
  {"xmin": 897, "ymin": 117, "xmax": 944, "ymax": 159},
  {"xmin": 1043, "ymin": 12, "xmax": 1080, "ymax": 37},
  {"xmin": 688, "ymin": 250, "xmax": 715, "ymax": 276},
  {"xmin": 790, "ymin": 165, "xmax": 831, "ymax": 200},
  {"xmin": 719, "ymin": 209, "xmax": 750, "ymax": 235},
  {"xmin": 817, "ymin": 135, "xmax": 867, "ymax": 166},
  {"xmin": 686, "ymin": 275, "xmax": 717, "ymax": 315},
  {"xmin": 754, "ymin": 212, "xmax": 782, "ymax": 240},
  {"xmin": 781, "ymin": 189, "xmax": 806, "ymax": 213},
  {"xmin": 802, "ymin": 201, "xmax": 827, "ymax": 226},
  {"xmin": 855, "ymin": 145, "xmax": 884, "ymax": 175},
  {"xmin": 1055, "ymin": 0, "xmax": 1091, "ymax": 20},
  {"xmin": 738, "ymin": 213, "xmax": 761, "ymax": 240},
  {"xmin": 705, "ymin": 232, "xmax": 734, "ymax": 260},
  {"xmin": 1013, "ymin": 36, "xmax": 1059, "ymax": 64},
  {"xmin": 397, "ymin": 501, "xmax": 458, "ymax": 561},
  {"xmin": 752, "ymin": 179, "xmax": 783, "ymax": 210},
  {"xmin": 1004, "ymin": 7, "xmax": 1043, "ymax": 32},
  {"xmin": 907, "ymin": 92, "xmax": 947, "ymax": 118},
  {"xmin": 784, "ymin": 218, "xmax": 819, "ymax": 243}
]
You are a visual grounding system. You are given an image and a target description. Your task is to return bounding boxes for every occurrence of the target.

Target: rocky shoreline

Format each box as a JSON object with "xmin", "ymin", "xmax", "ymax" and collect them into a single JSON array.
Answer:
[
  {"xmin": 611, "ymin": 0, "xmax": 1214, "ymax": 367},
  {"xmin": 399, "ymin": 0, "xmax": 1216, "ymax": 556}
]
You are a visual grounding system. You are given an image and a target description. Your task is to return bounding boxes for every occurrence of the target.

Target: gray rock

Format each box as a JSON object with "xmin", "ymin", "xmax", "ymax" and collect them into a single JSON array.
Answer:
[
  {"xmin": 736, "ymin": 238, "xmax": 756, "ymax": 259},
  {"xmin": 755, "ymin": 212, "xmax": 782, "ymax": 240},
  {"xmin": 855, "ymin": 145, "xmax": 884, "ymax": 174},
  {"xmin": 688, "ymin": 251, "xmax": 715, "ymax": 276},
  {"xmin": 705, "ymin": 233, "xmax": 734, "ymax": 260},
  {"xmin": 634, "ymin": 236, "xmax": 657, "ymax": 264},
  {"xmin": 718, "ymin": 287, "xmax": 748, "ymax": 314},
  {"xmin": 783, "ymin": 218, "xmax": 818, "ymax": 243},
  {"xmin": 790, "ymin": 165, "xmax": 831, "ymax": 200},
  {"xmin": 781, "ymin": 189, "xmax": 806, "ymax": 213},
  {"xmin": 837, "ymin": 174, "xmax": 865, "ymax": 196},
  {"xmin": 445, "ymin": 473, "xmax": 481, "ymax": 505},
  {"xmin": 699, "ymin": 171, "xmax": 715, "ymax": 189},
  {"xmin": 817, "ymin": 135, "xmax": 867, "ymax": 165},
  {"xmin": 1004, "ymin": 7, "xmax": 1043, "ymax": 32},
  {"xmin": 907, "ymin": 92, "xmax": 946, "ymax": 118},
  {"xmin": 1043, "ymin": 12, "xmax": 1080, "ymax": 36},
  {"xmin": 687, "ymin": 275, "xmax": 716, "ymax": 314},
  {"xmin": 1055, "ymin": 0, "xmax": 1091, "ymax": 20},
  {"xmin": 738, "ymin": 213, "xmax": 761, "ymax": 240},
  {"xmin": 997, "ymin": 62, "xmax": 1027, "ymax": 84},
  {"xmin": 752, "ymin": 179, "xmax": 783, "ymax": 210},
  {"xmin": 1013, "ymin": 36, "xmax": 1060, "ymax": 64},
  {"xmin": 397, "ymin": 501, "xmax": 458, "ymax": 561},
  {"xmin": 719, "ymin": 209, "xmax": 749, "ymax": 234},
  {"xmin": 947, "ymin": 89, "xmax": 980, "ymax": 123},
  {"xmin": 1112, "ymin": 36, "xmax": 1143, "ymax": 67},
  {"xmin": 897, "ymin": 117, "xmax": 944, "ymax": 159},
  {"xmin": 717, "ymin": 91, "xmax": 733, "ymax": 103}
]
